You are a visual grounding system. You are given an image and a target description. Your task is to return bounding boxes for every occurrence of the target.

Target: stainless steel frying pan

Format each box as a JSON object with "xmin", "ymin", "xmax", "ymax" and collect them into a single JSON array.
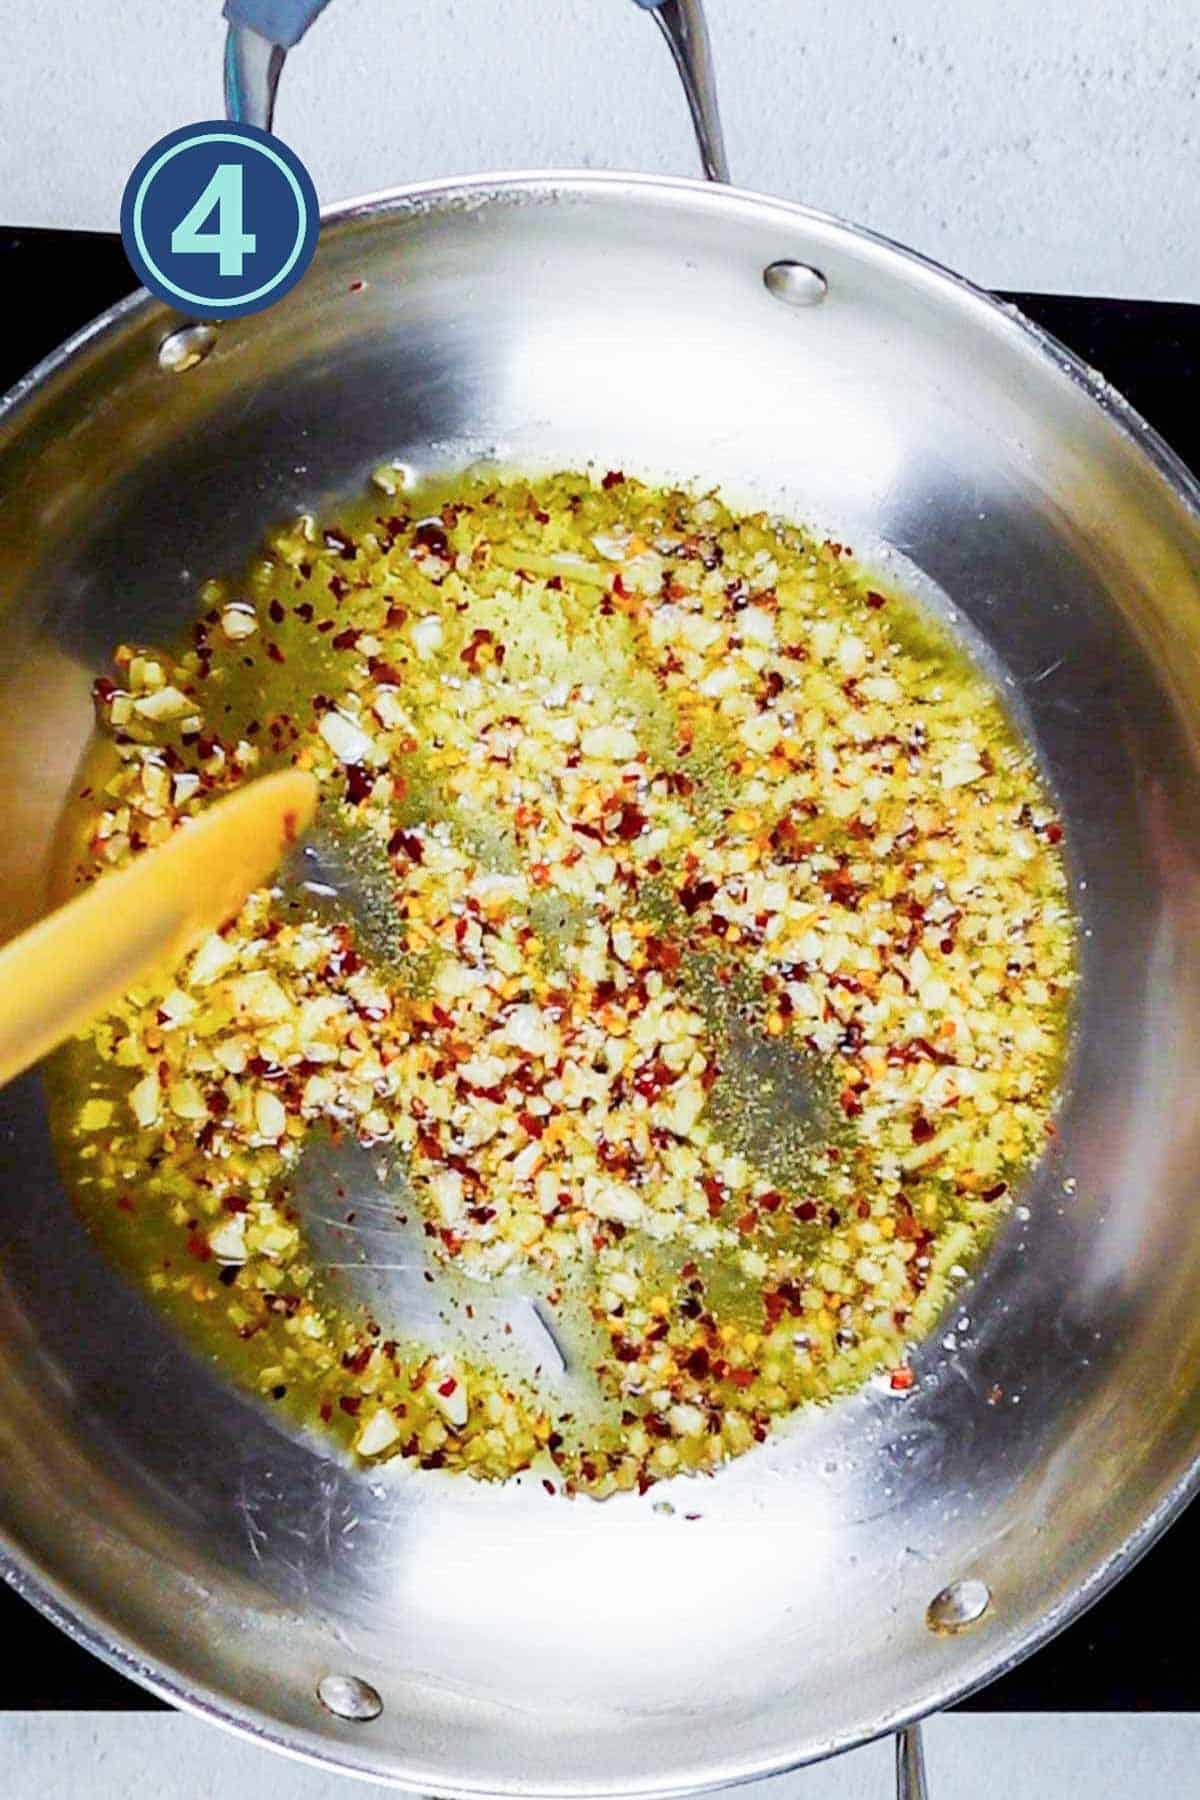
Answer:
[{"xmin": 4, "ymin": 4, "xmax": 1200, "ymax": 1794}]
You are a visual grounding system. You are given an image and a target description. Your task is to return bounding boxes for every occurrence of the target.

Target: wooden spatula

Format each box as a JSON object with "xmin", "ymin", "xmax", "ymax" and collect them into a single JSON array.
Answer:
[{"xmin": 0, "ymin": 768, "xmax": 317, "ymax": 1088}]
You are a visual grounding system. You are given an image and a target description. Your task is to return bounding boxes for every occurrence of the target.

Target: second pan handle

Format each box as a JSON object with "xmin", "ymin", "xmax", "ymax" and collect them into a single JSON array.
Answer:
[
  {"xmin": 223, "ymin": 0, "xmax": 729, "ymax": 184},
  {"xmin": 631, "ymin": 0, "xmax": 729, "ymax": 183}
]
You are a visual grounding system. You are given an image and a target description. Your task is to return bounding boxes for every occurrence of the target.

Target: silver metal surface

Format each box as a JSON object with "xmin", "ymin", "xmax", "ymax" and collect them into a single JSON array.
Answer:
[
  {"xmin": 317, "ymin": 1672, "xmax": 385, "ymax": 1722},
  {"xmin": 896, "ymin": 1726, "xmax": 928, "ymax": 1800},
  {"xmin": 223, "ymin": 1, "xmax": 729, "ymax": 187},
  {"xmin": 156, "ymin": 322, "xmax": 220, "ymax": 373},
  {"xmin": 640, "ymin": 0, "xmax": 730, "ymax": 183},
  {"xmin": 223, "ymin": 20, "xmax": 286, "ymax": 130},
  {"xmin": 926, "ymin": 1580, "xmax": 993, "ymax": 1635},
  {"xmin": 2, "ymin": 174, "xmax": 1200, "ymax": 1795},
  {"xmin": 763, "ymin": 259, "xmax": 828, "ymax": 306}
]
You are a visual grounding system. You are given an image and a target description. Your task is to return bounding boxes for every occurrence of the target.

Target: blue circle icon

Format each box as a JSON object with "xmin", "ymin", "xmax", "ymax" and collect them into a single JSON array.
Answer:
[{"xmin": 120, "ymin": 121, "xmax": 319, "ymax": 319}]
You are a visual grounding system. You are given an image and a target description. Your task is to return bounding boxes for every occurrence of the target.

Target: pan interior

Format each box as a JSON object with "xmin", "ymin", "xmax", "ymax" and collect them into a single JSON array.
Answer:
[{"xmin": 1, "ymin": 177, "xmax": 1200, "ymax": 1793}]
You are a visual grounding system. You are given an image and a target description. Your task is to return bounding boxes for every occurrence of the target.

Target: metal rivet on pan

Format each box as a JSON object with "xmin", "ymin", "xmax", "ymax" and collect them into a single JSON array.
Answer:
[
  {"xmin": 926, "ymin": 1578, "xmax": 992, "ymax": 1634},
  {"xmin": 157, "ymin": 323, "xmax": 218, "ymax": 373},
  {"xmin": 317, "ymin": 1672, "xmax": 384, "ymax": 1721},
  {"xmin": 763, "ymin": 261, "xmax": 828, "ymax": 306}
]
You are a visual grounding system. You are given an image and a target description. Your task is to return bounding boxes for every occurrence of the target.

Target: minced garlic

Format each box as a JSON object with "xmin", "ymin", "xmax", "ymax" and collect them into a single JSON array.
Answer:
[{"xmin": 54, "ymin": 470, "xmax": 1075, "ymax": 1498}]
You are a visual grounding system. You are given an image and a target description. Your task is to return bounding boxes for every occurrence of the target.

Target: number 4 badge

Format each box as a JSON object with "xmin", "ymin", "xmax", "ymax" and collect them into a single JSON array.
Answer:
[
  {"xmin": 172, "ymin": 164, "xmax": 258, "ymax": 278},
  {"xmin": 121, "ymin": 121, "xmax": 319, "ymax": 319}
]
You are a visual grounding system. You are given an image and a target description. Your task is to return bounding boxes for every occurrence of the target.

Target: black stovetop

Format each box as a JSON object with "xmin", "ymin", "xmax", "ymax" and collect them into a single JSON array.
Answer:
[{"xmin": 1, "ymin": 226, "xmax": 1197, "ymax": 1714}]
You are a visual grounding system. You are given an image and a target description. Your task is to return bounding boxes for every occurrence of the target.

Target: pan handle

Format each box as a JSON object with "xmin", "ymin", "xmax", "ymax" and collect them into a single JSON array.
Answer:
[
  {"xmin": 895, "ymin": 1724, "xmax": 929, "ymax": 1799},
  {"xmin": 633, "ymin": 1, "xmax": 729, "ymax": 183},
  {"xmin": 223, "ymin": 0, "xmax": 729, "ymax": 184}
]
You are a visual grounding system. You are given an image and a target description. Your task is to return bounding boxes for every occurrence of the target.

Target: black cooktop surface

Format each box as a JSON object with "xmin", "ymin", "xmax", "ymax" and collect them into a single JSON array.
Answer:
[{"xmin": 1, "ymin": 226, "xmax": 1196, "ymax": 1712}]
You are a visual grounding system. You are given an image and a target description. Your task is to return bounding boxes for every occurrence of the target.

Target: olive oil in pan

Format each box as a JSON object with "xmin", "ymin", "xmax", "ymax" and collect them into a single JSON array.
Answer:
[{"xmin": 48, "ymin": 469, "xmax": 1075, "ymax": 1493}]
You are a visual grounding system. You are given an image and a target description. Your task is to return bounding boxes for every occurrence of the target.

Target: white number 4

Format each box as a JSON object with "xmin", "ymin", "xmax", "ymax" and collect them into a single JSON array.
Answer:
[{"xmin": 171, "ymin": 164, "xmax": 256, "ymax": 278}]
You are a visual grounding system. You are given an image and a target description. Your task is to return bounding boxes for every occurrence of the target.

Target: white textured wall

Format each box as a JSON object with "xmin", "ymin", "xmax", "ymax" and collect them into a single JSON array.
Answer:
[{"xmin": 5, "ymin": 0, "xmax": 1199, "ymax": 297}]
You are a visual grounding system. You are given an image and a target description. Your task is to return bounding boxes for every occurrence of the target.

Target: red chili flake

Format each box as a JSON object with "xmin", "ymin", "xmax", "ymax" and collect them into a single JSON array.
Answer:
[
  {"xmin": 386, "ymin": 602, "xmax": 408, "ymax": 627},
  {"xmin": 437, "ymin": 1376, "xmax": 458, "ymax": 1397},
  {"xmin": 246, "ymin": 1055, "xmax": 284, "ymax": 1081},
  {"xmin": 324, "ymin": 528, "xmax": 357, "ymax": 560},
  {"xmin": 632, "ymin": 1060, "xmax": 672, "ymax": 1104},
  {"xmin": 388, "ymin": 829, "xmax": 424, "ymax": 862},
  {"xmin": 348, "ymin": 278, "xmax": 365, "ymax": 293},
  {"xmin": 459, "ymin": 627, "xmax": 496, "ymax": 672},
  {"xmin": 614, "ymin": 803, "xmax": 647, "ymax": 841},
  {"xmin": 839, "ymin": 1087, "xmax": 863, "ymax": 1118},
  {"xmin": 265, "ymin": 642, "xmax": 285, "ymax": 663},
  {"xmin": 677, "ymin": 878, "xmax": 717, "ymax": 916},
  {"xmin": 342, "ymin": 1345, "xmax": 372, "ymax": 1374},
  {"xmin": 819, "ymin": 864, "xmax": 860, "ymax": 908},
  {"xmin": 597, "ymin": 1138, "xmax": 631, "ymax": 1174},
  {"xmin": 325, "ymin": 937, "xmax": 363, "ymax": 978},
  {"xmin": 412, "ymin": 519, "xmax": 451, "ymax": 559},
  {"xmin": 730, "ymin": 1369, "xmax": 755, "ymax": 1389},
  {"xmin": 768, "ymin": 817, "xmax": 813, "ymax": 863},
  {"xmin": 344, "ymin": 763, "xmax": 375, "ymax": 804},
  {"xmin": 92, "ymin": 676, "xmax": 117, "ymax": 705},
  {"xmin": 601, "ymin": 470, "xmax": 626, "ymax": 489},
  {"xmin": 338, "ymin": 1395, "xmax": 363, "ymax": 1416},
  {"xmin": 185, "ymin": 1232, "xmax": 211, "ymax": 1262},
  {"xmin": 759, "ymin": 1189, "xmax": 784, "ymax": 1212},
  {"xmin": 1045, "ymin": 821, "xmax": 1063, "ymax": 844},
  {"xmin": 331, "ymin": 626, "xmax": 360, "ymax": 652},
  {"xmin": 328, "ymin": 574, "xmax": 350, "ymax": 603},
  {"xmin": 368, "ymin": 657, "xmax": 404, "ymax": 685},
  {"xmin": 865, "ymin": 589, "xmax": 887, "ymax": 609},
  {"xmin": 981, "ymin": 1181, "xmax": 1008, "ymax": 1202},
  {"xmin": 519, "ymin": 1111, "xmax": 546, "ymax": 1139},
  {"xmin": 319, "ymin": 1402, "xmax": 333, "ymax": 1423},
  {"xmin": 890, "ymin": 1367, "xmax": 915, "ymax": 1392},
  {"xmin": 911, "ymin": 1115, "xmax": 936, "ymax": 1144}
]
